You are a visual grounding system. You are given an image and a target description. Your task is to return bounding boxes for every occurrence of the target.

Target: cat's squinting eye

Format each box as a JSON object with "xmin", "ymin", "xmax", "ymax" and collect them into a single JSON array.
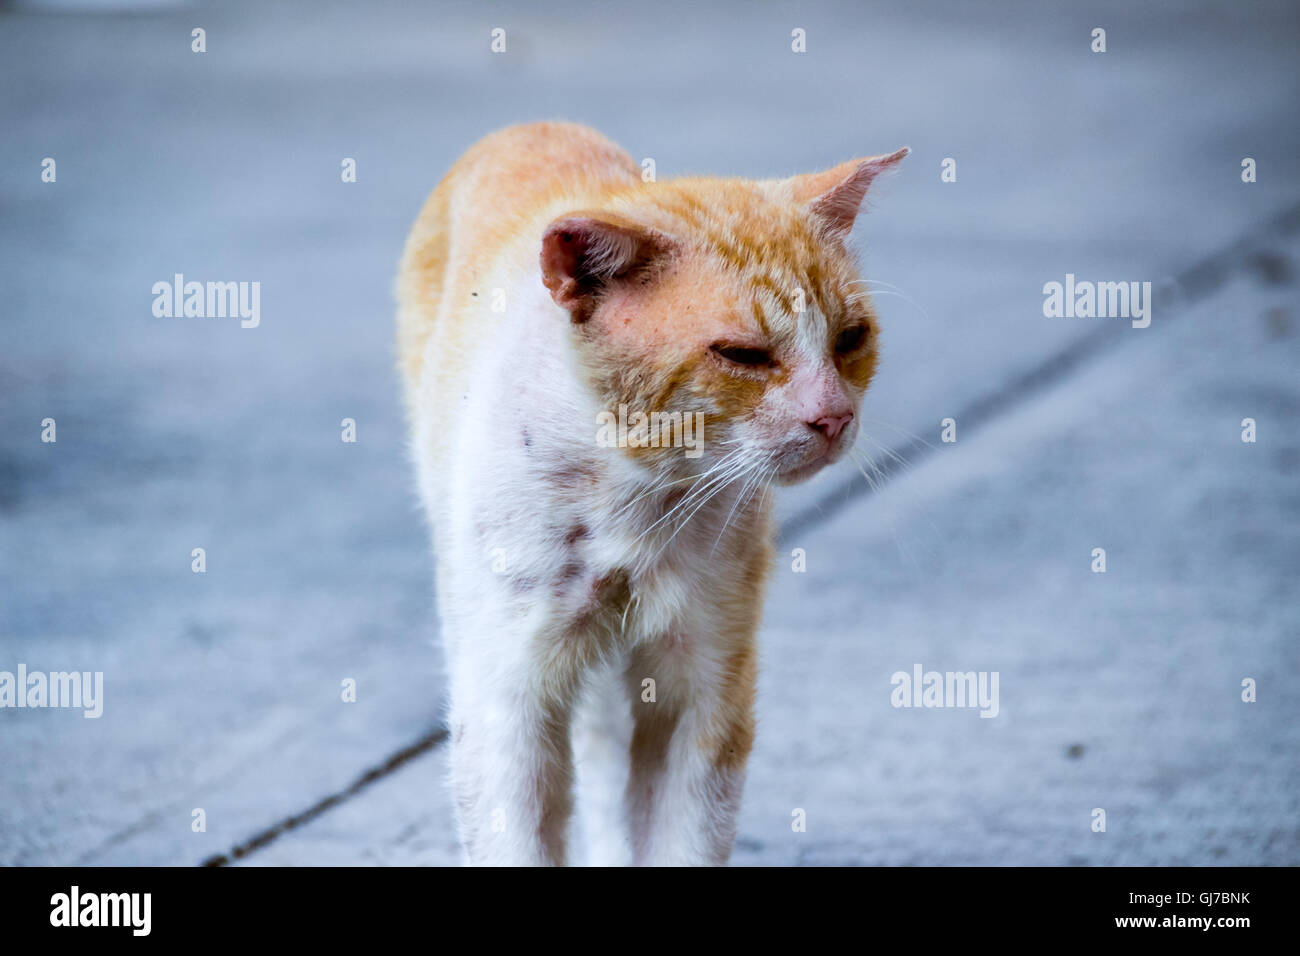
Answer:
[
  {"xmin": 834, "ymin": 324, "xmax": 870, "ymax": 354},
  {"xmin": 711, "ymin": 343, "xmax": 773, "ymax": 368}
]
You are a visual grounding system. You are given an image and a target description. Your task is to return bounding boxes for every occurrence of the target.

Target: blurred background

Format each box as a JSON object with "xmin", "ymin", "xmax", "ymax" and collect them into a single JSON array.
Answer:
[{"xmin": 1, "ymin": 0, "xmax": 1297, "ymax": 865}]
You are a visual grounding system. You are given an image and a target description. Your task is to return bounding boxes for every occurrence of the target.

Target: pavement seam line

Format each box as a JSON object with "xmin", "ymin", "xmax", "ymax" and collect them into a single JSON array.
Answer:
[{"xmin": 199, "ymin": 727, "xmax": 448, "ymax": 867}]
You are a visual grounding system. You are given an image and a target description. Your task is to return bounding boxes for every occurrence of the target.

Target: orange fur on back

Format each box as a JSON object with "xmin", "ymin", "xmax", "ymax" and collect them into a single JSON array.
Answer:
[{"xmin": 397, "ymin": 123, "xmax": 641, "ymax": 405}]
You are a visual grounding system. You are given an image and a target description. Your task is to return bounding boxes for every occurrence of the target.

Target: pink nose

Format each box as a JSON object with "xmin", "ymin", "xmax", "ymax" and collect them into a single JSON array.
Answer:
[{"xmin": 808, "ymin": 412, "xmax": 854, "ymax": 441}]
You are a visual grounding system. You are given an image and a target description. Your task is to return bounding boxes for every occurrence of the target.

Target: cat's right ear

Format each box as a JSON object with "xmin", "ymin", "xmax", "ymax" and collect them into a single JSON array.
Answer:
[
  {"xmin": 541, "ymin": 214, "xmax": 674, "ymax": 323},
  {"xmin": 789, "ymin": 148, "xmax": 909, "ymax": 237}
]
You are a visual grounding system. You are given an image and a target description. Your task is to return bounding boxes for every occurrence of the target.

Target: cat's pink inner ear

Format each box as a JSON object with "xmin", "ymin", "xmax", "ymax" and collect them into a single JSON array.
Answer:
[
  {"xmin": 794, "ymin": 147, "xmax": 909, "ymax": 236},
  {"xmin": 541, "ymin": 215, "xmax": 665, "ymax": 321}
]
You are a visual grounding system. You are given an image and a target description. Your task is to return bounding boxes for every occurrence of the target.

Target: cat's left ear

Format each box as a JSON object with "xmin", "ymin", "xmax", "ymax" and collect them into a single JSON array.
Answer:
[
  {"xmin": 541, "ymin": 213, "xmax": 677, "ymax": 323},
  {"xmin": 789, "ymin": 147, "xmax": 909, "ymax": 236}
]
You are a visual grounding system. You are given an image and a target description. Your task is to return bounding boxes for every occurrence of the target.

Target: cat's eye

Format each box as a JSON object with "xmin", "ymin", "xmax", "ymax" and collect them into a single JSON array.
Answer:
[
  {"xmin": 834, "ymin": 324, "xmax": 869, "ymax": 354},
  {"xmin": 711, "ymin": 343, "xmax": 773, "ymax": 367}
]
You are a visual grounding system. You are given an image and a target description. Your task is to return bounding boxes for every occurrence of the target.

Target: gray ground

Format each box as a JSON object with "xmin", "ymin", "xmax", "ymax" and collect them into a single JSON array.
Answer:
[{"xmin": 1, "ymin": 0, "xmax": 1297, "ymax": 866}]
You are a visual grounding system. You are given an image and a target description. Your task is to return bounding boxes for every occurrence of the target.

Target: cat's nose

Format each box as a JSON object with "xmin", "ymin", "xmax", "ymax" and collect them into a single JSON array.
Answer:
[{"xmin": 807, "ymin": 412, "xmax": 854, "ymax": 441}]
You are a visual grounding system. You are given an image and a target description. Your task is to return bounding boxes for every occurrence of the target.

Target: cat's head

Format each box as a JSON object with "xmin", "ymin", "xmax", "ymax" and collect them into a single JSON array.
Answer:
[{"xmin": 541, "ymin": 148, "xmax": 907, "ymax": 486}]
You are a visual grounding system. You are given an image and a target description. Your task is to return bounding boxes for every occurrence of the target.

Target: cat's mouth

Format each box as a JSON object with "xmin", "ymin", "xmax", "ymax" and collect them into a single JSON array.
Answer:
[{"xmin": 773, "ymin": 430, "xmax": 856, "ymax": 484}]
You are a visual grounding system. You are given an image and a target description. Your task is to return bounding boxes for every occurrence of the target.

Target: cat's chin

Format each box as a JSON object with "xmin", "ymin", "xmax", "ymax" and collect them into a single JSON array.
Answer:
[{"xmin": 775, "ymin": 457, "xmax": 832, "ymax": 486}]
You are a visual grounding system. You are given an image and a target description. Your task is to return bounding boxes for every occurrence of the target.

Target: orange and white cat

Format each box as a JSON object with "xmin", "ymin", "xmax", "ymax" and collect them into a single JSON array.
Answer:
[{"xmin": 397, "ymin": 122, "xmax": 905, "ymax": 865}]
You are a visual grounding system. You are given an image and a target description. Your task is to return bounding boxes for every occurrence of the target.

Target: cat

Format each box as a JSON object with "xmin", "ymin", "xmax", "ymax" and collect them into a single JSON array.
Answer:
[{"xmin": 396, "ymin": 122, "xmax": 906, "ymax": 865}]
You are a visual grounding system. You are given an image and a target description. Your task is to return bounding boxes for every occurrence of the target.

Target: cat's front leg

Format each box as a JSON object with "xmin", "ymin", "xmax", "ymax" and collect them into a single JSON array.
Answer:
[
  {"xmin": 446, "ymin": 633, "xmax": 579, "ymax": 866},
  {"xmin": 572, "ymin": 659, "xmax": 635, "ymax": 866},
  {"xmin": 623, "ymin": 632, "xmax": 758, "ymax": 866}
]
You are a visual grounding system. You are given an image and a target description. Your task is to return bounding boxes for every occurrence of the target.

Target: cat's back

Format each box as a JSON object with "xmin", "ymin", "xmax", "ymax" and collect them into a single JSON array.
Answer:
[{"xmin": 396, "ymin": 122, "xmax": 640, "ymax": 405}]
